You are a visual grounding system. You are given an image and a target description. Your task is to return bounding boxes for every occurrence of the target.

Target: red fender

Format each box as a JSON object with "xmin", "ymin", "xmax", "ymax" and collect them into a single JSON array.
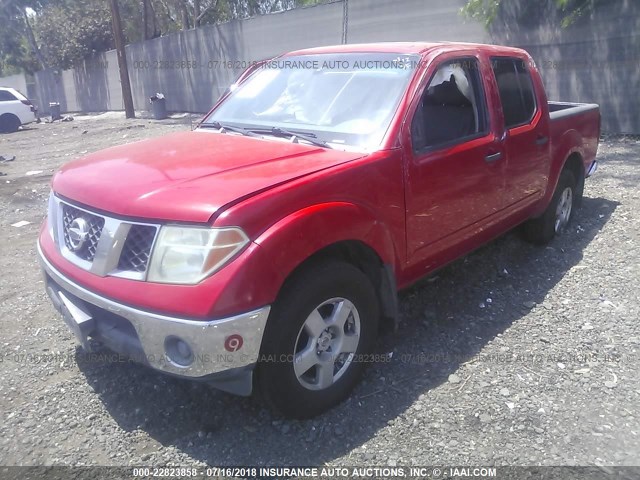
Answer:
[{"xmin": 254, "ymin": 202, "xmax": 399, "ymax": 293}]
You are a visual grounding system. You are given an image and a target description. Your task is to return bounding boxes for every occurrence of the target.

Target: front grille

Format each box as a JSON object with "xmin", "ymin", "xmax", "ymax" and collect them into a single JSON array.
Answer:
[
  {"xmin": 55, "ymin": 197, "xmax": 159, "ymax": 279},
  {"xmin": 62, "ymin": 204, "xmax": 105, "ymax": 262},
  {"xmin": 118, "ymin": 225, "xmax": 156, "ymax": 273}
]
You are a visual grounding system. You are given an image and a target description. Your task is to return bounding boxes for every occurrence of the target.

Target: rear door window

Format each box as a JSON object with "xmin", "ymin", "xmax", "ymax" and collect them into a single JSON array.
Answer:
[
  {"xmin": 0, "ymin": 90, "xmax": 17, "ymax": 102},
  {"xmin": 491, "ymin": 58, "xmax": 536, "ymax": 128}
]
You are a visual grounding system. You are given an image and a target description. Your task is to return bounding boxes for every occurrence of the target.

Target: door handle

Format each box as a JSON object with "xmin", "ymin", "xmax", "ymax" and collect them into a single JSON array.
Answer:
[
  {"xmin": 535, "ymin": 135, "xmax": 549, "ymax": 145},
  {"xmin": 485, "ymin": 152, "xmax": 503, "ymax": 163}
]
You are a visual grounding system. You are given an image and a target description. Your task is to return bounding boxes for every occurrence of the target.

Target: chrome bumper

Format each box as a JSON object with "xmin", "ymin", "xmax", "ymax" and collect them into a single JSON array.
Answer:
[{"xmin": 38, "ymin": 244, "xmax": 270, "ymax": 383}]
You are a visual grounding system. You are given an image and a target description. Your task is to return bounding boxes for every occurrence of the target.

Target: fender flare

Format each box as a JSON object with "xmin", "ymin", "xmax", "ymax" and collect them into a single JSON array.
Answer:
[
  {"xmin": 254, "ymin": 201, "xmax": 399, "ymax": 316},
  {"xmin": 538, "ymin": 129, "xmax": 584, "ymax": 215}
]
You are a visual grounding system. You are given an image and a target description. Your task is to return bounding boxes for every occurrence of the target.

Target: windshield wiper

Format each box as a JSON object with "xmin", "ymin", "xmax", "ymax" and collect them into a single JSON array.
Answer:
[
  {"xmin": 200, "ymin": 121, "xmax": 259, "ymax": 137},
  {"xmin": 201, "ymin": 122, "xmax": 332, "ymax": 148},
  {"xmin": 255, "ymin": 127, "xmax": 332, "ymax": 149}
]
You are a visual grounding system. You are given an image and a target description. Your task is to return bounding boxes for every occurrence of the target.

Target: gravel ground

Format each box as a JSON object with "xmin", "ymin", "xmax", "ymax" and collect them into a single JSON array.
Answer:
[{"xmin": 0, "ymin": 114, "xmax": 639, "ymax": 468}]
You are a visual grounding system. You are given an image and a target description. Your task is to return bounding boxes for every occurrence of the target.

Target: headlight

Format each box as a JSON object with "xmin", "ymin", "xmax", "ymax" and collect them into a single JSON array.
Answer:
[{"xmin": 147, "ymin": 226, "xmax": 249, "ymax": 284}]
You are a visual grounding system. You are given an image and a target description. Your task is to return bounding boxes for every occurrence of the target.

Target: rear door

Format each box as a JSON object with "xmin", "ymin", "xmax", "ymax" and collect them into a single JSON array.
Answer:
[
  {"xmin": 490, "ymin": 57, "xmax": 550, "ymax": 209},
  {"xmin": 0, "ymin": 89, "xmax": 17, "ymax": 115},
  {"xmin": 403, "ymin": 54, "xmax": 505, "ymax": 263},
  {"xmin": 0, "ymin": 88, "xmax": 29, "ymax": 123}
]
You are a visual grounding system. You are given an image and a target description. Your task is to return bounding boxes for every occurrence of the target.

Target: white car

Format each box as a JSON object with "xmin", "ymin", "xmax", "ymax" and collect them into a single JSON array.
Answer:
[{"xmin": 0, "ymin": 87, "xmax": 37, "ymax": 133}]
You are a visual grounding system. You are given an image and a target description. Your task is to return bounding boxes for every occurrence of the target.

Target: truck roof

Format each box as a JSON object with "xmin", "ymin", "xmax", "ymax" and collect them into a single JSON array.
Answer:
[{"xmin": 285, "ymin": 41, "xmax": 528, "ymax": 57}]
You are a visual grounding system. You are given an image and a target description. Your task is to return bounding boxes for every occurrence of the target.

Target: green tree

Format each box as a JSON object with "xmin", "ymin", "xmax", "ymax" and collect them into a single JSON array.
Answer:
[
  {"xmin": 0, "ymin": 0, "xmax": 51, "ymax": 75},
  {"xmin": 35, "ymin": 0, "xmax": 114, "ymax": 70},
  {"xmin": 157, "ymin": 0, "xmax": 326, "ymax": 31},
  {"xmin": 462, "ymin": 0, "xmax": 611, "ymax": 28},
  {"xmin": 0, "ymin": 0, "xmax": 326, "ymax": 74}
]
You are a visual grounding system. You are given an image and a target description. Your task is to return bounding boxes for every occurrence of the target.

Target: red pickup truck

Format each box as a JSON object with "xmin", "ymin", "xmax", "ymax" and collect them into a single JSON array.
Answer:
[{"xmin": 38, "ymin": 42, "xmax": 599, "ymax": 418}]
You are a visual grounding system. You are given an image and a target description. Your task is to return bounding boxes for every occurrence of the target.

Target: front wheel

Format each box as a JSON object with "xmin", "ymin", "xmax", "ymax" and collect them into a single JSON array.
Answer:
[
  {"xmin": 257, "ymin": 261, "xmax": 379, "ymax": 418},
  {"xmin": 521, "ymin": 169, "xmax": 577, "ymax": 244},
  {"xmin": 0, "ymin": 114, "xmax": 21, "ymax": 133}
]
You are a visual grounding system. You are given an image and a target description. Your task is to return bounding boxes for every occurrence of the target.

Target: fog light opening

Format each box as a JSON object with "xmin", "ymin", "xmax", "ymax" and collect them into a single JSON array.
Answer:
[{"xmin": 164, "ymin": 336, "xmax": 194, "ymax": 367}]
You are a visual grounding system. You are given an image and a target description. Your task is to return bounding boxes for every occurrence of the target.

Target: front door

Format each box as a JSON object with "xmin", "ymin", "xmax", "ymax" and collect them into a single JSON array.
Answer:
[{"xmin": 404, "ymin": 55, "xmax": 505, "ymax": 264}]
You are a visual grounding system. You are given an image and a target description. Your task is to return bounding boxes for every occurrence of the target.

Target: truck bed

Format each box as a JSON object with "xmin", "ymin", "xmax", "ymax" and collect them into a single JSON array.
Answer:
[
  {"xmin": 548, "ymin": 101, "xmax": 600, "ymax": 179},
  {"xmin": 548, "ymin": 101, "xmax": 599, "ymax": 120}
]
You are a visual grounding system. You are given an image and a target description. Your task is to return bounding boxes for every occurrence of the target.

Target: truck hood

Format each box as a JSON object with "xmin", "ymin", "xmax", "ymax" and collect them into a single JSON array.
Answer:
[{"xmin": 53, "ymin": 130, "xmax": 365, "ymax": 222}]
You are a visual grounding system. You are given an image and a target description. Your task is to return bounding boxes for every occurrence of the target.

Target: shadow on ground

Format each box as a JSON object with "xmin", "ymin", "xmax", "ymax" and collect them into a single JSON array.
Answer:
[{"xmin": 76, "ymin": 195, "xmax": 617, "ymax": 465}]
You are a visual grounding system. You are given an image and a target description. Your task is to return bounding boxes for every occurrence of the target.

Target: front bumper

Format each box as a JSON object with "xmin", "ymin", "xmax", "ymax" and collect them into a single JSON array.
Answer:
[
  {"xmin": 38, "ymin": 243, "xmax": 270, "ymax": 395},
  {"xmin": 19, "ymin": 109, "xmax": 37, "ymax": 126}
]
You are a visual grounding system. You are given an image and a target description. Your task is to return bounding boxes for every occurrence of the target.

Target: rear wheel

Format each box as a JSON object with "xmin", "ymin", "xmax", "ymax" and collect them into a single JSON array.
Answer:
[
  {"xmin": 257, "ymin": 261, "xmax": 379, "ymax": 418},
  {"xmin": 521, "ymin": 169, "xmax": 577, "ymax": 244},
  {"xmin": 0, "ymin": 114, "xmax": 21, "ymax": 133}
]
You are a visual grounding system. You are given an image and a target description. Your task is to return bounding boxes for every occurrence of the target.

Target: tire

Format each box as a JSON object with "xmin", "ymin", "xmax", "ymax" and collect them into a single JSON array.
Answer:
[
  {"xmin": 257, "ymin": 261, "xmax": 379, "ymax": 419},
  {"xmin": 521, "ymin": 169, "xmax": 577, "ymax": 245},
  {"xmin": 0, "ymin": 114, "xmax": 21, "ymax": 133}
]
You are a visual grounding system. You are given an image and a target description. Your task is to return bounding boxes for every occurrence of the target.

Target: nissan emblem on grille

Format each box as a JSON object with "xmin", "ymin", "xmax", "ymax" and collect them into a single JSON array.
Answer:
[
  {"xmin": 67, "ymin": 218, "xmax": 89, "ymax": 251},
  {"xmin": 61, "ymin": 204, "xmax": 105, "ymax": 262}
]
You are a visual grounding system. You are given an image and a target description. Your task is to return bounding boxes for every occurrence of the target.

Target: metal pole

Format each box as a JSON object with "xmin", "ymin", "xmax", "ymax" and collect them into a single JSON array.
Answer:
[
  {"xmin": 109, "ymin": 0, "xmax": 135, "ymax": 119},
  {"xmin": 342, "ymin": 0, "xmax": 349, "ymax": 45}
]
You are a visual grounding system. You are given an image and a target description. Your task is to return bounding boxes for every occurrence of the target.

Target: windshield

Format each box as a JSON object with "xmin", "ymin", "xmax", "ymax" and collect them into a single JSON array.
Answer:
[{"xmin": 203, "ymin": 53, "xmax": 419, "ymax": 150}]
